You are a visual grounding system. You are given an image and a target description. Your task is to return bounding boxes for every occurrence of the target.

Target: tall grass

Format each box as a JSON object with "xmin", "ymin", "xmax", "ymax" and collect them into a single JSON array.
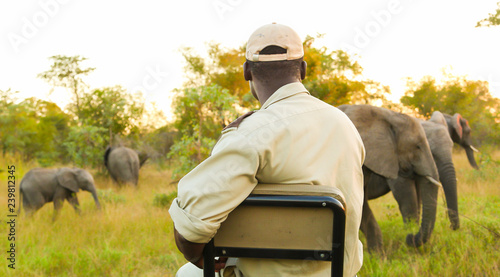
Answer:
[
  {"xmin": 0, "ymin": 160, "xmax": 183, "ymax": 277},
  {"xmin": 0, "ymin": 149, "xmax": 498, "ymax": 276}
]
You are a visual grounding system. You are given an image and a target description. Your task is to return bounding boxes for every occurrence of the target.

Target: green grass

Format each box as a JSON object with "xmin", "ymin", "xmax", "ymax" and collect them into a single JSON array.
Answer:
[
  {"xmin": 0, "ymin": 161, "xmax": 184, "ymax": 277},
  {"xmin": 359, "ymin": 149, "xmax": 500, "ymax": 276},
  {"xmin": 1, "ymin": 149, "xmax": 499, "ymax": 276}
]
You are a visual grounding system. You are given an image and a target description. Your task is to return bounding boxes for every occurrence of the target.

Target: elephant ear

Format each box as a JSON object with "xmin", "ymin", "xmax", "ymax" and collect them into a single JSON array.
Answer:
[
  {"xmin": 348, "ymin": 106, "xmax": 400, "ymax": 179},
  {"xmin": 429, "ymin": 111, "xmax": 447, "ymax": 127},
  {"xmin": 56, "ymin": 168, "xmax": 80, "ymax": 193},
  {"xmin": 451, "ymin": 113, "xmax": 463, "ymax": 139}
]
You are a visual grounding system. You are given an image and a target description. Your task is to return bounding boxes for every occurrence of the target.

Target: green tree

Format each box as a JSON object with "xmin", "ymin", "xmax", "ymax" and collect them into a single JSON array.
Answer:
[
  {"xmin": 477, "ymin": 2, "xmax": 500, "ymax": 27},
  {"xmin": 168, "ymin": 84, "xmax": 237, "ymax": 178},
  {"xmin": 0, "ymin": 89, "xmax": 35, "ymax": 157},
  {"xmin": 180, "ymin": 43, "xmax": 252, "ymax": 107},
  {"xmin": 20, "ymin": 98, "xmax": 71, "ymax": 164},
  {"xmin": 78, "ymin": 86, "xmax": 145, "ymax": 145},
  {"xmin": 63, "ymin": 125, "xmax": 107, "ymax": 168},
  {"xmin": 0, "ymin": 89, "xmax": 71, "ymax": 163},
  {"xmin": 401, "ymin": 74, "xmax": 500, "ymax": 145},
  {"xmin": 179, "ymin": 36, "xmax": 390, "ymax": 109},
  {"xmin": 38, "ymin": 55, "xmax": 95, "ymax": 118}
]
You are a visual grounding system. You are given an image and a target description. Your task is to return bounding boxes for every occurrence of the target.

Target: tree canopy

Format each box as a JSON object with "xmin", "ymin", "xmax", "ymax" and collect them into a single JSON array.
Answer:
[
  {"xmin": 477, "ymin": 2, "xmax": 500, "ymax": 27},
  {"xmin": 2, "ymin": 35, "xmax": 499, "ymax": 171},
  {"xmin": 401, "ymin": 74, "xmax": 500, "ymax": 145},
  {"xmin": 0, "ymin": 56, "xmax": 167, "ymax": 168},
  {"xmin": 38, "ymin": 55, "xmax": 95, "ymax": 118},
  {"xmin": 167, "ymin": 84, "xmax": 237, "ymax": 178}
]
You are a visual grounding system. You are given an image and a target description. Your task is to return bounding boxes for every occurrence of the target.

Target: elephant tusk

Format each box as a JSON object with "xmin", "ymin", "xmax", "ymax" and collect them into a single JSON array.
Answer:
[
  {"xmin": 470, "ymin": 145, "xmax": 479, "ymax": 153},
  {"xmin": 426, "ymin": 176, "xmax": 443, "ymax": 188}
]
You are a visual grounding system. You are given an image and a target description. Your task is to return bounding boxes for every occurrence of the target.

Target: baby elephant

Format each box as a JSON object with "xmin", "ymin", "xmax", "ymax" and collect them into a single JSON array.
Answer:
[{"xmin": 19, "ymin": 167, "xmax": 101, "ymax": 221}]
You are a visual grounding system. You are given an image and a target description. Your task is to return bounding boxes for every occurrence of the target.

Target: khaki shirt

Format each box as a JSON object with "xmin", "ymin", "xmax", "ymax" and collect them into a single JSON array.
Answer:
[{"xmin": 169, "ymin": 82, "xmax": 365, "ymax": 277}]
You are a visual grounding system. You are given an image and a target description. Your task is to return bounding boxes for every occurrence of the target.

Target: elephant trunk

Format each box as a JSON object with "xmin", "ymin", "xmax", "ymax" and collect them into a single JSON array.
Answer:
[
  {"xmin": 406, "ymin": 175, "xmax": 439, "ymax": 247},
  {"xmin": 437, "ymin": 161, "xmax": 459, "ymax": 230},
  {"xmin": 464, "ymin": 145, "xmax": 479, "ymax": 169},
  {"xmin": 90, "ymin": 189, "xmax": 101, "ymax": 210}
]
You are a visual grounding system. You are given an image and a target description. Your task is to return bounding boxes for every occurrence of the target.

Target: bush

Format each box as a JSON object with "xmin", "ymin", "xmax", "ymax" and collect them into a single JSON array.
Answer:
[
  {"xmin": 97, "ymin": 189, "xmax": 126, "ymax": 204},
  {"xmin": 153, "ymin": 191, "xmax": 177, "ymax": 208}
]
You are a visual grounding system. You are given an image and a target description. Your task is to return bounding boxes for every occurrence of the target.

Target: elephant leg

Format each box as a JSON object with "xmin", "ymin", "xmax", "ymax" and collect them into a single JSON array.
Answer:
[
  {"xmin": 67, "ymin": 193, "xmax": 81, "ymax": 215},
  {"xmin": 360, "ymin": 196, "xmax": 384, "ymax": 252},
  {"xmin": 23, "ymin": 192, "xmax": 44, "ymax": 217},
  {"xmin": 53, "ymin": 199, "xmax": 64, "ymax": 221},
  {"xmin": 388, "ymin": 177, "xmax": 419, "ymax": 225},
  {"xmin": 52, "ymin": 188, "xmax": 68, "ymax": 221}
]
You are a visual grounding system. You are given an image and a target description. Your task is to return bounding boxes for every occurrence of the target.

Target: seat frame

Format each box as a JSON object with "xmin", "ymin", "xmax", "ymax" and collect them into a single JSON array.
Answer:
[{"xmin": 203, "ymin": 193, "xmax": 346, "ymax": 277}]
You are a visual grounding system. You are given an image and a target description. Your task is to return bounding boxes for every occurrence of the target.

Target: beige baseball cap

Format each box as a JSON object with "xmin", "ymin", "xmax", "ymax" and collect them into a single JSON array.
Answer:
[{"xmin": 246, "ymin": 23, "xmax": 304, "ymax": 62}]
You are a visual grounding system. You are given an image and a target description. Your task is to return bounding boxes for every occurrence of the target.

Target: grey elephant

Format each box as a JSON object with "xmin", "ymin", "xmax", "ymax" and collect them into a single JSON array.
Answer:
[
  {"xmin": 443, "ymin": 113, "xmax": 479, "ymax": 169},
  {"xmin": 19, "ymin": 167, "xmax": 101, "ymax": 221},
  {"xmin": 386, "ymin": 111, "xmax": 478, "ymax": 232},
  {"xmin": 338, "ymin": 104, "xmax": 440, "ymax": 251},
  {"xmin": 385, "ymin": 112, "xmax": 460, "ymax": 232},
  {"xmin": 104, "ymin": 146, "xmax": 147, "ymax": 187}
]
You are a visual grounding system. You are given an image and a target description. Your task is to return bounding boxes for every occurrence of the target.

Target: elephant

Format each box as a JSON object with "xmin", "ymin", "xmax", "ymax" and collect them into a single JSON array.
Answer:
[
  {"xmin": 19, "ymin": 167, "xmax": 101, "ymax": 221},
  {"xmin": 104, "ymin": 146, "xmax": 148, "ymax": 187},
  {"xmin": 384, "ymin": 111, "xmax": 460, "ymax": 232},
  {"xmin": 443, "ymin": 113, "xmax": 479, "ymax": 169},
  {"xmin": 338, "ymin": 104, "xmax": 441, "ymax": 251},
  {"xmin": 383, "ymin": 112, "xmax": 478, "ymax": 232}
]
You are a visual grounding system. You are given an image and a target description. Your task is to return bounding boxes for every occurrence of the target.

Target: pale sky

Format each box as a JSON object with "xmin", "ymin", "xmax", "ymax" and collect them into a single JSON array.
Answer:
[{"xmin": 1, "ymin": 0, "xmax": 499, "ymax": 119}]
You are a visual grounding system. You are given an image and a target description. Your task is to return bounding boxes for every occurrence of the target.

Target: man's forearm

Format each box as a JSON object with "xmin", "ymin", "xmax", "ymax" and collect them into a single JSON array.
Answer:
[{"xmin": 174, "ymin": 227, "xmax": 206, "ymax": 267}]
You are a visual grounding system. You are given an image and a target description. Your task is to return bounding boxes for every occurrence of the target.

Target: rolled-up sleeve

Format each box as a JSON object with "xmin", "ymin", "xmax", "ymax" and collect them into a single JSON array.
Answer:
[{"xmin": 168, "ymin": 131, "xmax": 259, "ymax": 243}]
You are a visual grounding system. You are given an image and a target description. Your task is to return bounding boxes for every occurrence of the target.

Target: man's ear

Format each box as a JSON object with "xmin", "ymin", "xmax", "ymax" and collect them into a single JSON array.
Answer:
[
  {"xmin": 243, "ymin": 61, "xmax": 252, "ymax": 81},
  {"xmin": 300, "ymin": 60, "xmax": 307, "ymax": 80}
]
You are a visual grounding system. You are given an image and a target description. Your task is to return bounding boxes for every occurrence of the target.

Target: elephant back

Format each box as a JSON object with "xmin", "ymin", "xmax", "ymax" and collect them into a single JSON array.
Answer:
[
  {"xmin": 106, "ymin": 147, "xmax": 140, "ymax": 186},
  {"xmin": 338, "ymin": 105, "xmax": 400, "ymax": 179}
]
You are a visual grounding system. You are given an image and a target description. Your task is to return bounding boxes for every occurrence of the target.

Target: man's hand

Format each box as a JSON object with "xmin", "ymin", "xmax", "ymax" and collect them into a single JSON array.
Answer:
[{"xmin": 173, "ymin": 227, "xmax": 228, "ymax": 270}]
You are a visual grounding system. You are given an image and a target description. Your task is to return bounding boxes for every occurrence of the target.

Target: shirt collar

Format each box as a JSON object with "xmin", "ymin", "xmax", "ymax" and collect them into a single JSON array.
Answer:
[{"xmin": 261, "ymin": 82, "xmax": 310, "ymax": 110}]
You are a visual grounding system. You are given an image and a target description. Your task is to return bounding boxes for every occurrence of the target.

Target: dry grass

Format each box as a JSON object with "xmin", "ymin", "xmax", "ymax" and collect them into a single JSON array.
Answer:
[{"xmin": 0, "ymin": 149, "xmax": 498, "ymax": 276}]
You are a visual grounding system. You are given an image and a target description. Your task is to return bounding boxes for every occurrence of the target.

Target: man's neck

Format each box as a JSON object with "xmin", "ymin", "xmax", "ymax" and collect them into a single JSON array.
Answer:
[{"xmin": 255, "ymin": 77, "xmax": 300, "ymax": 105}]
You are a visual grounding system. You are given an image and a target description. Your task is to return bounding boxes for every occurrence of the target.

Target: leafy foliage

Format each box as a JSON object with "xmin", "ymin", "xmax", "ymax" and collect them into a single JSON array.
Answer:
[
  {"xmin": 79, "ymin": 86, "xmax": 145, "ymax": 143},
  {"xmin": 401, "ymin": 74, "xmax": 500, "ymax": 145},
  {"xmin": 180, "ymin": 43, "xmax": 253, "ymax": 107},
  {"xmin": 153, "ymin": 191, "xmax": 177, "ymax": 208},
  {"xmin": 168, "ymin": 84, "xmax": 237, "ymax": 178},
  {"xmin": 179, "ymin": 37, "xmax": 391, "ymax": 108},
  {"xmin": 0, "ymin": 89, "xmax": 71, "ymax": 164},
  {"xmin": 63, "ymin": 125, "xmax": 107, "ymax": 168},
  {"xmin": 38, "ymin": 55, "xmax": 95, "ymax": 118},
  {"xmin": 476, "ymin": 2, "xmax": 500, "ymax": 27}
]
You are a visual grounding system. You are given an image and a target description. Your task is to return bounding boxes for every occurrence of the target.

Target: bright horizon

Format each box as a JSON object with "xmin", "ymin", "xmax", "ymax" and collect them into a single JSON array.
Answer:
[{"xmin": 1, "ymin": 0, "xmax": 499, "ymax": 120}]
